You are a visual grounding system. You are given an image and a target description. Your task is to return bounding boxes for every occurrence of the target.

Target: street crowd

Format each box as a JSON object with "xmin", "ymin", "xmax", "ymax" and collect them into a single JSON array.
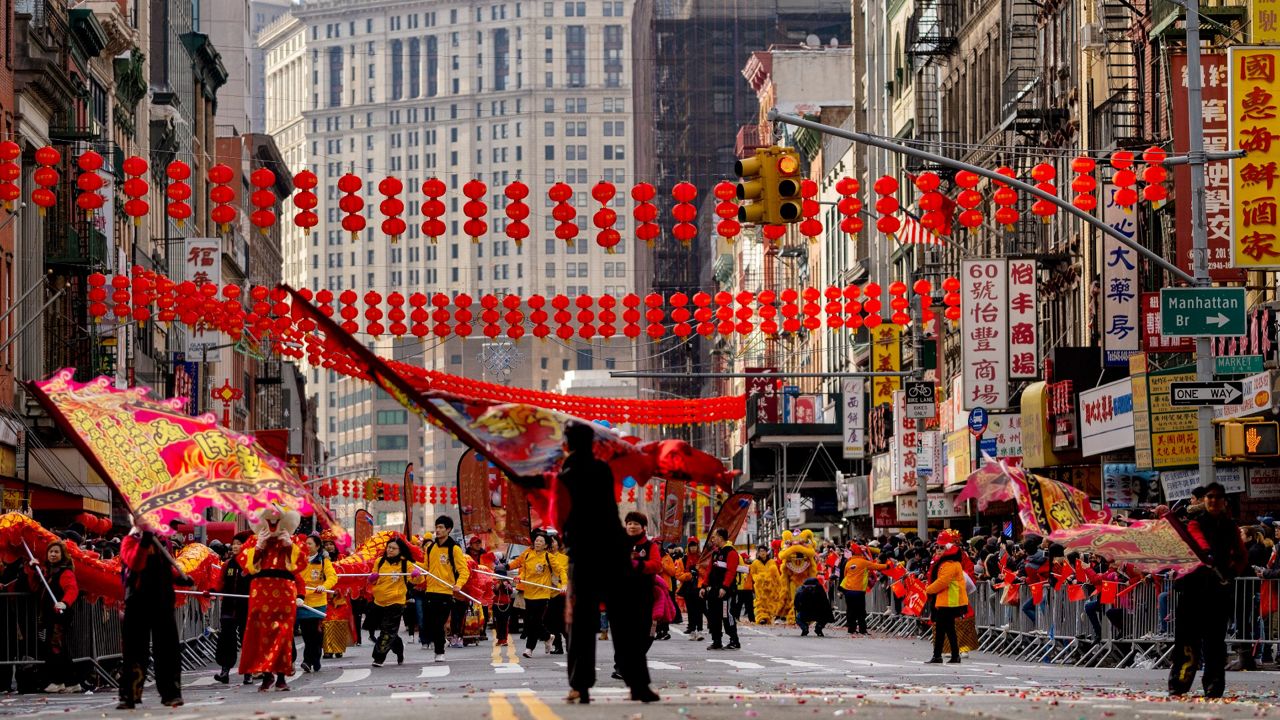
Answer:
[{"xmin": 4, "ymin": 429, "xmax": 1279, "ymax": 706}]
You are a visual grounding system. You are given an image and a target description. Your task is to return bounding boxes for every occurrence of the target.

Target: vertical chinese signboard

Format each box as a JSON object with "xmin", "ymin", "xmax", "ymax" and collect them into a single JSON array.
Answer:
[
  {"xmin": 1172, "ymin": 53, "xmax": 1241, "ymax": 282},
  {"xmin": 841, "ymin": 378, "xmax": 865, "ymax": 460},
  {"xmin": 870, "ymin": 325, "xmax": 902, "ymax": 406},
  {"xmin": 892, "ymin": 390, "xmax": 919, "ymax": 495},
  {"xmin": 1229, "ymin": 47, "xmax": 1280, "ymax": 268},
  {"xmin": 1252, "ymin": 0, "xmax": 1280, "ymax": 44},
  {"xmin": 746, "ymin": 367, "xmax": 779, "ymax": 424},
  {"xmin": 183, "ymin": 238, "xmax": 222, "ymax": 354},
  {"xmin": 961, "ymin": 258, "xmax": 1009, "ymax": 410},
  {"xmin": 1102, "ymin": 184, "xmax": 1141, "ymax": 366},
  {"xmin": 1007, "ymin": 259, "xmax": 1038, "ymax": 378}
]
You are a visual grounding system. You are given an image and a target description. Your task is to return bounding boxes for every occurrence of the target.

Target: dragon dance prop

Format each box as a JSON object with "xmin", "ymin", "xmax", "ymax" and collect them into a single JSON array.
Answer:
[
  {"xmin": 0, "ymin": 513, "xmax": 220, "ymax": 607},
  {"xmin": 28, "ymin": 370, "xmax": 346, "ymax": 544},
  {"xmin": 326, "ymin": 530, "xmax": 495, "ymax": 605}
]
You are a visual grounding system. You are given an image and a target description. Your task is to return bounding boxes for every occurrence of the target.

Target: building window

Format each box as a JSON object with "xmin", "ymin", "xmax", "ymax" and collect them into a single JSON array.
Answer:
[
  {"xmin": 377, "ymin": 409, "xmax": 409, "ymax": 424},
  {"xmin": 327, "ymin": 47, "xmax": 343, "ymax": 107},
  {"xmin": 376, "ymin": 435, "xmax": 409, "ymax": 450}
]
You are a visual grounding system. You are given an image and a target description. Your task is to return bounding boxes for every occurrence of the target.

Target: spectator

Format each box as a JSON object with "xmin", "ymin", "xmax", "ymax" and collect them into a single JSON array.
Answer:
[{"xmin": 26, "ymin": 541, "xmax": 78, "ymax": 693}]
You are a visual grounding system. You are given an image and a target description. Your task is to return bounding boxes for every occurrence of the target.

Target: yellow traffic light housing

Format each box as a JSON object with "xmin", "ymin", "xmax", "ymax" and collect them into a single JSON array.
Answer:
[
  {"xmin": 734, "ymin": 146, "xmax": 805, "ymax": 225},
  {"xmin": 1219, "ymin": 420, "xmax": 1280, "ymax": 458},
  {"xmin": 363, "ymin": 478, "xmax": 378, "ymax": 501},
  {"xmin": 774, "ymin": 148, "xmax": 803, "ymax": 224},
  {"xmin": 735, "ymin": 152, "xmax": 767, "ymax": 224}
]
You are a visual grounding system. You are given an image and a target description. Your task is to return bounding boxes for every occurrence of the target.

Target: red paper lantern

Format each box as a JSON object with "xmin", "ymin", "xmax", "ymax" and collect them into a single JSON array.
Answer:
[
  {"xmin": 30, "ymin": 147, "xmax": 59, "ymax": 215},
  {"xmin": 462, "ymin": 179, "xmax": 488, "ymax": 242},
  {"xmin": 591, "ymin": 181, "xmax": 621, "ymax": 253},
  {"xmin": 632, "ymin": 183, "xmax": 660, "ymax": 247},
  {"xmin": 873, "ymin": 175, "xmax": 900, "ymax": 236},
  {"xmin": 338, "ymin": 173, "xmax": 366, "ymax": 238},
  {"xmin": 505, "ymin": 181, "xmax": 531, "ymax": 247},
  {"xmin": 208, "ymin": 163, "xmax": 236, "ymax": 230},
  {"xmin": 550, "ymin": 182, "xmax": 578, "ymax": 247},
  {"xmin": 671, "ymin": 181, "xmax": 697, "ymax": 248}
]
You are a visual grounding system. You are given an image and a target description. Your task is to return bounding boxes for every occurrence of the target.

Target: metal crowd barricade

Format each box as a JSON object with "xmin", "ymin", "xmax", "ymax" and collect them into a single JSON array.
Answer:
[
  {"xmin": 1230, "ymin": 577, "xmax": 1280, "ymax": 662},
  {"xmin": 0, "ymin": 592, "xmax": 39, "ymax": 666}
]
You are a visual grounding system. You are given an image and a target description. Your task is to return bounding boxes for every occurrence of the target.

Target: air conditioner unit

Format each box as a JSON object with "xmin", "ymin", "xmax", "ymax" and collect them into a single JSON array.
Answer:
[{"xmin": 1079, "ymin": 23, "xmax": 1104, "ymax": 50}]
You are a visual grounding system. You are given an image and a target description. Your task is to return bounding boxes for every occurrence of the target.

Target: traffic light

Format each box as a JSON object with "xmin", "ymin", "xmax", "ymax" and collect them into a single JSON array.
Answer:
[
  {"xmin": 1220, "ymin": 421, "xmax": 1279, "ymax": 458},
  {"xmin": 734, "ymin": 150, "xmax": 767, "ymax": 224},
  {"xmin": 773, "ymin": 147, "xmax": 803, "ymax": 224},
  {"xmin": 363, "ymin": 478, "xmax": 378, "ymax": 501},
  {"xmin": 376, "ymin": 481, "xmax": 386, "ymax": 501}
]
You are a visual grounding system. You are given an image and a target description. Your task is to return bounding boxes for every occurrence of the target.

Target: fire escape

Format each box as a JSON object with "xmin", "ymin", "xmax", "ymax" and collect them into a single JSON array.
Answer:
[
  {"xmin": 1097, "ymin": 0, "xmax": 1142, "ymax": 148},
  {"xmin": 905, "ymin": 0, "xmax": 958, "ymax": 172}
]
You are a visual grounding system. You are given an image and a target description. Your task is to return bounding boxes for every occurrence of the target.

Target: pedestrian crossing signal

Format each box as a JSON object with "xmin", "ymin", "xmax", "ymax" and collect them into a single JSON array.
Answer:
[{"xmin": 1220, "ymin": 421, "xmax": 1279, "ymax": 458}]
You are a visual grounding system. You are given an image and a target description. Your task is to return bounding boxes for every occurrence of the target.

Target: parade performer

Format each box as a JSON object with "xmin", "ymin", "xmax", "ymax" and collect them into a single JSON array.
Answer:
[
  {"xmin": 26, "ymin": 540, "xmax": 78, "ymax": 693},
  {"xmin": 319, "ymin": 531, "xmax": 354, "ymax": 658},
  {"xmin": 239, "ymin": 504, "xmax": 306, "ymax": 692},
  {"xmin": 418, "ymin": 517, "xmax": 469, "ymax": 663},
  {"xmin": 841, "ymin": 543, "xmax": 894, "ymax": 634},
  {"xmin": 924, "ymin": 535, "xmax": 969, "ymax": 664},
  {"xmin": 545, "ymin": 535, "xmax": 569, "ymax": 654},
  {"xmin": 777, "ymin": 530, "xmax": 819, "ymax": 623},
  {"xmin": 368, "ymin": 536, "xmax": 424, "ymax": 667},
  {"xmin": 214, "ymin": 531, "xmax": 253, "ymax": 684},
  {"xmin": 119, "ymin": 526, "xmax": 191, "ymax": 709},
  {"xmin": 299, "ymin": 534, "xmax": 337, "ymax": 673},
  {"xmin": 700, "ymin": 527, "xmax": 740, "ymax": 650},
  {"xmin": 749, "ymin": 547, "xmax": 782, "ymax": 625},
  {"xmin": 510, "ymin": 532, "xmax": 562, "ymax": 658}
]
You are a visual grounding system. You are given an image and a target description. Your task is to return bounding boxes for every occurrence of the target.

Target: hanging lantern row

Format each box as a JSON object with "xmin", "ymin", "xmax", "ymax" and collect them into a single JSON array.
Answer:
[
  {"xmin": 76, "ymin": 150, "xmax": 106, "ymax": 217},
  {"xmin": 316, "ymin": 480, "xmax": 461, "ymax": 505},
  {"xmin": 0, "ymin": 141, "xmax": 20, "ymax": 209}
]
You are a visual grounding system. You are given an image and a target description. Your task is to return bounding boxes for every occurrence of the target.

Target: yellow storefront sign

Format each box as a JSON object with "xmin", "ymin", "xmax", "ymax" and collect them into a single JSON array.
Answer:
[
  {"xmin": 1229, "ymin": 47, "xmax": 1280, "ymax": 267},
  {"xmin": 1020, "ymin": 381, "xmax": 1058, "ymax": 468},
  {"xmin": 870, "ymin": 325, "xmax": 902, "ymax": 406},
  {"xmin": 1252, "ymin": 0, "xmax": 1280, "ymax": 44}
]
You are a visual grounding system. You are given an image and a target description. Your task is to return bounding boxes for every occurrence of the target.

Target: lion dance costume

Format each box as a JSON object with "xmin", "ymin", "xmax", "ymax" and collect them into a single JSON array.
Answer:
[
  {"xmin": 776, "ymin": 530, "xmax": 819, "ymax": 624},
  {"xmin": 748, "ymin": 551, "xmax": 782, "ymax": 624},
  {"xmin": 238, "ymin": 504, "xmax": 306, "ymax": 690}
]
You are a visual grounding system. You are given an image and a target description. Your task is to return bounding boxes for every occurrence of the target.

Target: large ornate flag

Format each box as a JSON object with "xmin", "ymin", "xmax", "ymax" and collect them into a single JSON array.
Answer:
[
  {"xmin": 955, "ymin": 457, "xmax": 1110, "ymax": 535},
  {"xmin": 30, "ymin": 370, "xmax": 343, "ymax": 539},
  {"xmin": 1048, "ymin": 516, "xmax": 1204, "ymax": 574},
  {"xmin": 457, "ymin": 449, "xmax": 532, "ymax": 547},
  {"xmin": 695, "ymin": 493, "xmax": 755, "ymax": 576}
]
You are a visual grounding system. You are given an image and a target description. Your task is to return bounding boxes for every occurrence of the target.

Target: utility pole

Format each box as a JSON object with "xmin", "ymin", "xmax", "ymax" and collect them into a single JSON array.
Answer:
[
  {"xmin": 912, "ymin": 288, "xmax": 928, "ymax": 539},
  {"xmin": 1180, "ymin": 0, "xmax": 1216, "ymax": 486}
]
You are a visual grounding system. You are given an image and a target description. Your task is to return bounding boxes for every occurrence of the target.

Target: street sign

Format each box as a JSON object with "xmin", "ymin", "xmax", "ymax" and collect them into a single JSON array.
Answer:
[
  {"xmin": 1215, "ymin": 355, "xmax": 1264, "ymax": 375},
  {"xmin": 1159, "ymin": 287, "xmax": 1246, "ymax": 336},
  {"xmin": 904, "ymin": 380, "xmax": 936, "ymax": 419},
  {"xmin": 1169, "ymin": 381, "xmax": 1245, "ymax": 406},
  {"xmin": 967, "ymin": 407, "xmax": 988, "ymax": 437}
]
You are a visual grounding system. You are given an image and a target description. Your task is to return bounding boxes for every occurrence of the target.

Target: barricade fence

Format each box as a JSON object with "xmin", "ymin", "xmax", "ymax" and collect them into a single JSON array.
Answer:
[
  {"xmin": 0, "ymin": 592, "xmax": 223, "ymax": 690},
  {"xmin": 853, "ymin": 577, "xmax": 1280, "ymax": 668}
]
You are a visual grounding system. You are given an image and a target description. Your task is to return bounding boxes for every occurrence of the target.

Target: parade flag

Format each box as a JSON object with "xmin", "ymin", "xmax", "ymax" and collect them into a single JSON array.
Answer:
[
  {"xmin": 29, "ymin": 370, "xmax": 344, "ymax": 540},
  {"xmin": 1067, "ymin": 583, "xmax": 1087, "ymax": 602},
  {"xmin": 902, "ymin": 575, "xmax": 928, "ymax": 616},
  {"xmin": 695, "ymin": 492, "xmax": 755, "ymax": 576},
  {"xmin": 457, "ymin": 449, "xmax": 532, "ymax": 548},
  {"xmin": 1047, "ymin": 516, "xmax": 1203, "ymax": 574},
  {"xmin": 955, "ymin": 457, "xmax": 1110, "ymax": 536},
  {"xmin": 884, "ymin": 564, "xmax": 908, "ymax": 598},
  {"xmin": 659, "ymin": 479, "xmax": 687, "ymax": 543}
]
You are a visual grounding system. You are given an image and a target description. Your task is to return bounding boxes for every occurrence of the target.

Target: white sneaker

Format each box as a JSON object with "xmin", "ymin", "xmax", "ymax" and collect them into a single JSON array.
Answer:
[
  {"xmin": 43, "ymin": 684, "xmax": 64, "ymax": 694},
  {"xmin": 434, "ymin": 654, "xmax": 446, "ymax": 663}
]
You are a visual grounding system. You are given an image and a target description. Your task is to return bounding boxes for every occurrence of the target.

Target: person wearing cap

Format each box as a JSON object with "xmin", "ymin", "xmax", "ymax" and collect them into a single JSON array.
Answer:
[
  {"xmin": 841, "ymin": 543, "xmax": 894, "ymax": 635},
  {"xmin": 214, "ymin": 531, "xmax": 254, "ymax": 685}
]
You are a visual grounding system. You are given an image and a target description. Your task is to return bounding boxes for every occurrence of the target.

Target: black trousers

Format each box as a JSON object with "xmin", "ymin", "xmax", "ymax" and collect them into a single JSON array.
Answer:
[
  {"xmin": 215, "ymin": 613, "xmax": 245, "ymax": 672},
  {"xmin": 299, "ymin": 615, "xmax": 323, "ymax": 669},
  {"xmin": 120, "ymin": 598, "xmax": 180, "ymax": 703},
  {"xmin": 705, "ymin": 590, "xmax": 738, "ymax": 645},
  {"xmin": 37, "ymin": 610, "xmax": 74, "ymax": 687},
  {"xmin": 1169, "ymin": 583, "xmax": 1231, "ymax": 697},
  {"xmin": 372, "ymin": 603, "xmax": 404, "ymax": 663},
  {"xmin": 420, "ymin": 593, "xmax": 453, "ymax": 654},
  {"xmin": 449, "ymin": 599, "xmax": 468, "ymax": 638},
  {"xmin": 844, "ymin": 590, "xmax": 867, "ymax": 633},
  {"xmin": 492, "ymin": 604, "xmax": 513, "ymax": 642},
  {"xmin": 524, "ymin": 598, "xmax": 549, "ymax": 651},
  {"xmin": 683, "ymin": 591, "xmax": 704, "ymax": 632},
  {"xmin": 547, "ymin": 595, "xmax": 566, "ymax": 649},
  {"xmin": 732, "ymin": 589, "xmax": 754, "ymax": 623},
  {"xmin": 567, "ymin": 561, "xmax": 652, "ymax": 693},
  {"xmin": 931, "ymin": 606, "xmax": 962, "ymax": 660}
]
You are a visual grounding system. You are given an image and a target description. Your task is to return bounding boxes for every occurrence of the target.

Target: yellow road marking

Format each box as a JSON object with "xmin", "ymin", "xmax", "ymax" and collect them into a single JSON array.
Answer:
[
  {"xmin": 488, "ymin": 692, "xmax": 519, "ymax": 720},
  {"xmin": 507, "ymin": 641, "xmax": 520, "ymax": 664},
  {"xmin": 518, "ymin": 692, "xmax": 562, "ymax": 720}
]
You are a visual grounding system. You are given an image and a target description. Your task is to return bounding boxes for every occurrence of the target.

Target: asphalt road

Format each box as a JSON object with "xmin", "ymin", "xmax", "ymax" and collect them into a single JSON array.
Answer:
[{"xmin": 6, "ymin": 623, "xmax": 1280, "ymax": 719}]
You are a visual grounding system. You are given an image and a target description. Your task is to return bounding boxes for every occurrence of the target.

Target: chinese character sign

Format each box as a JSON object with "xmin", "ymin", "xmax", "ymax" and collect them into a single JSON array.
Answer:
[
  {"xmin": 1007, "ymin": 259, "xmax": 1038, "ymax": 378},
  {"xmin": 841, "ymin": 378, "xmax": 866, "ymax": 460},
  {"xmin": 1253, "ymin": 0, "xmax": 1280, "ymax": 44},
  {"xmin": 961, "ymin": 259, "xmax": 1009, "ymax": 410},
  {"xmin": 183, "ymin": 238, "xmax": 222, "ymax": 354},
  {"xmin": 870, "ymin": 325, "xmax": 902, "ymax": 406},
  {"xmin": 1172, "ymin": 54, "xmax": 1242, "ymax": 281},
  {"xmin": 1141, "ymin": 292, "xmax": 1196, "ymax": 353},
  {"xmin": 746, "ymin": 368, "xmax": 779, "ymax": 423},
  {"xmin": 1230, "ymin": 47, "xmax": 1280, "ymax": 268},
  {"xmin": 892, "ymin": 390, "xmax": 920, "ymax": 494},
  {"xmin": 1102, "ymin": 184, "xmax": 1141, "ymax": 366}
]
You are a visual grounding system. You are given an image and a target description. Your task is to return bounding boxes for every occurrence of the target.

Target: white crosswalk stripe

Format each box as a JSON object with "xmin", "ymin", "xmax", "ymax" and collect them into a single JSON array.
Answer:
[
  {"xmin": 389, "ymin": 691, "xmax": 436, "ymax": 699},
  {"xmin": 418, "ymin": 665, "xmax": 451, "ymax": 678},
  {"xmin": 705, "ymin": 659, "xmax": 765, "ymax": 670},
  {"xmin": 274, "ymin": 696, "xmax": 324, "ymax": 703},
  {"xmin": 648, "ymin": 660, "xmax": 682, "ymax": 670},
  {"xmin": 768, "ymin": 657, "xmax": 824, "ymax": 668},
  {"xmin": 187, "ymin": 675, "xmax": 219, "ymax": 687},
  {"xmin": 492, "ymin": 663, "xmax": 525, "ymax": 674},
  {"xmin": 325, "ymin": 668, "xmax": 371, "ymax": 685}
]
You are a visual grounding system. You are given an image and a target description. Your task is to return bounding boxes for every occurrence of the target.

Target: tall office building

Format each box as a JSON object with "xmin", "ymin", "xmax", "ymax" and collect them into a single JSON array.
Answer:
[{"xmin": 260, "ymin": 0, "xmax": 642, "ymax": 518}]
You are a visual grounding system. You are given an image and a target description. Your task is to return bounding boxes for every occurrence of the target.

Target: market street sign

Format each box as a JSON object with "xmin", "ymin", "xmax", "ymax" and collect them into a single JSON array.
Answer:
[
  {"xmin": 1159, "ymin": 287, "xmax": 1246, "ymax": 337},
  {"xmin": 1169, "ymin": 381, "xmax": 1245, "ymax": 406},
  {"xmin": 1215, "ymin": 355, "xmax": 1264, "ymax": 375}
]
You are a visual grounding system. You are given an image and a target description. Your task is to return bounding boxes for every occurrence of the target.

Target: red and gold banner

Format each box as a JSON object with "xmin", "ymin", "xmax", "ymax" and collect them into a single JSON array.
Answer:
[
  {"xmin": 457, "ymin": 449, "xmax": 532, "ymax": 548},
  {"xmin": 659, "ymin": 479, "xmax": 687, "ymax": 543},
  {"xmin": 694, "ymin": 492, "xmax": 754, "ymax": 576},
  {"xmin": 954, "ymin": 458, "xmax": 1110, "ymax": 536},
  {"xmin": 30, "ymin": 370, "xmax": 344, "ymax": 540},
  {"xmin": 1230, "ymin": 47, "xmax": 1280, "ymax": 268},
  {"xmin": 1048, "ymin": 516, "xmax": 1203, "ymax": 574}
]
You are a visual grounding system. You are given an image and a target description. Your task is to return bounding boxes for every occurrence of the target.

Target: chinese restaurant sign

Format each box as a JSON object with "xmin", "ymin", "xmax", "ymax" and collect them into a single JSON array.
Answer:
[
  {"xmin": 841, "ymin": 378, "xmax": 866, "ymax": 460},
  {"xmin": 1102, "ymin": 184, "xmax": 1141, "ymax": 366},
  {"xmin": 183, "ymin": 238, "xmax": 222, "ymax": 354},
  {"xmin": 1007, "ymin": 259, "xmax": 1038, "ymax": 378},
  {"xmin": 870, "ymin": 325, "xmax": 902, "ymax": 406},
  {"xmin": 1229, "ymin": 47, "xmax": 1280, "ymax": 269},
  {"xmin": 1172, "ymin": 54, "xmax": 1242, "ymax": 281},
  {"xmin": 961, "ymin": 259, "xmax": 1009, "ymax": 409}
]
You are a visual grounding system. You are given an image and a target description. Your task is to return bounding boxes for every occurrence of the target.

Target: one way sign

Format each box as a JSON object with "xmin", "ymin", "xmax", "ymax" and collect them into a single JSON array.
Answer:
[{"xmin": 1169, "ymin": 381, "xmax": 1245, "ymax": 406}]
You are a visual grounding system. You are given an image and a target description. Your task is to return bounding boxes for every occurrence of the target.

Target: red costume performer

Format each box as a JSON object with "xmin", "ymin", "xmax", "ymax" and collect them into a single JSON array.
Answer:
[{"xmin": 238, "ymin": 505, "xmax": 305, "ymax": 691}]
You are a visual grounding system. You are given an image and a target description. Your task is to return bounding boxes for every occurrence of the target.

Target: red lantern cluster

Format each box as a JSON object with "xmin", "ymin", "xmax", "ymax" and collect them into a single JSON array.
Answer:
[
  {"xmin": 75, "ymin": 150, "xmax": 106, "ymax": 218},
  {"xmin": 591, "ymin": 181, "xmax": 620, "ymax": 253},
  {"xmin": 955, "ymin": 170, "xmax": 983, "ymax": 231},
  {"xmin": 122, "ymin": 156, "xmax": 150, "ymax": 226},
  {"xmin": 550, "ymin": 182, "xmax": 577, "ymax": 247},
  {"xmin": 836, "ymin": 177, "xmax": 864, "ymax": 236},
  {"xmin": 888, "ymin": 281, "xmax": 910, "ymax": 326},
  {"xmin": 914, "ymin": 172, "xmax": 947, "ymax": 236},
  {"xmin": 293, "ymin": 169, "xmax": 319, "ymax": 232},
  {"xmin": 338, "ymin": 172, "xmax": 366, "ymax": 238},
  {"xmin": 249, "ymin": 167, "xmax": 277, "ymax": 234},
  {"xmin": 632, "ymin": 183, "xmax": 660, "ymax": 247},
  {"xmin": 1110, "ymin": 151, "xmax": 1137, "ymax": 208},
  {"xmin": 75, "ymin": 512, "xmax": 113, "ymax": 536},
  {"xmin": 0, "ymin": 141, "xmax": 19, "ymax": 210},
  {"xmin": 799, "ymin": 179, "xmax": 823, "ymax": 241},
  {"xmin": 1029, "ymin": 162, "xmax": 1057, "ymax": 222},
  {"xmin": 31, "ymin": 146, "xmax": 60, "ymax": 215},
  {"xmin": 713, "ymin": 181, "xmax": 740, "ymax": 243},
  {"xmin": 87, "ymin": 272, "xmax": 108, "ymax": 322},
  {"xmin": 914, "ymin": 279, "xmax": 935, "ymax": 323},
  {"xmin": 671, "ymin": 181, "xmax": 697, "ymax": 247},
  {"xmin": 942, "ymin": 276, "xmax": 961, "ymax": 322},
  {"xmin": 462, "ymin": 179, "xmax": 488, "ymax": 243},
  {"xmin": 209, "ymin": 163, "xmax": 236, "ymax": 229},
  {"xmin": 1070, "ymin": 156, "xmax": 1098, "ymax": 213},
  {"xmin": 421, "ymin": 177, "xmax": 446, "ymax": 243},
  {"xmin": 873, "ymin": 175, "xmax": 900, "ymax": 235},
  {"xmin": 992, "ymin": 166, "xmax": 1019, "ymax": 228},
  {"xmin": 863, "ymin": 282, "xmax": 883, "ymax": 328},
  {"xmin": 166, "ymin": 160, "xmax": 193, "ymax": 225},
  {"xmin": 1141, "ymin": 146, "xmax": 1168, "ymax": 205},
  {"xmin": 378, "ymin": 177, "xmax": 406, "ymax": 242},
  {"xmin": 504, "ymin": 181, "xmax": 530, "ymax": 247}
]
